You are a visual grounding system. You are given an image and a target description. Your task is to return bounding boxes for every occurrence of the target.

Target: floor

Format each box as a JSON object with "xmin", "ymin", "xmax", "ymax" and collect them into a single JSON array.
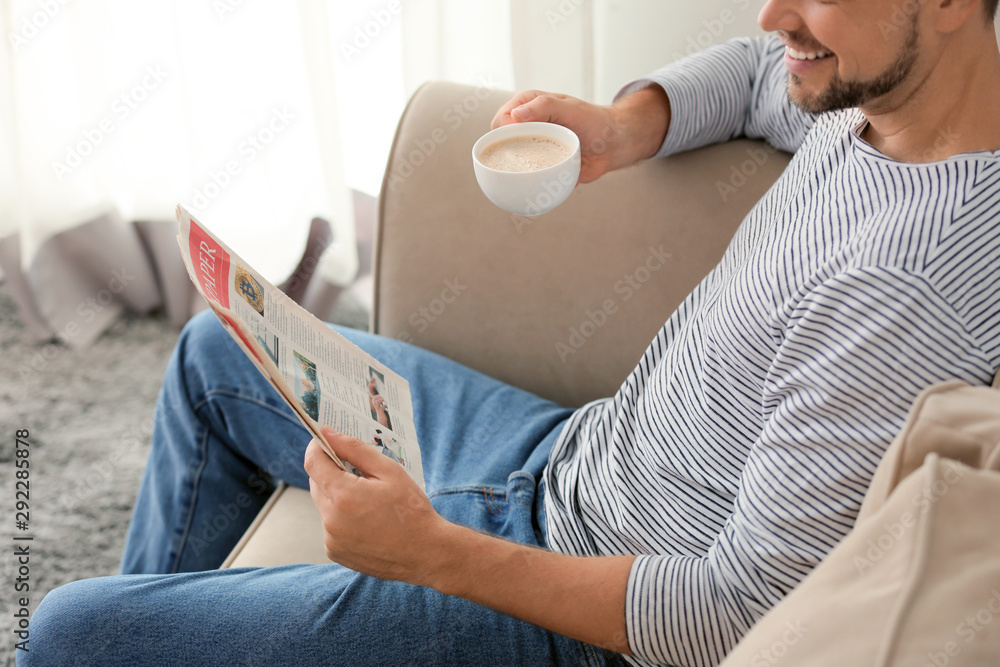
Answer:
[{"xmin": 1, "ymin": 283, "xmax": 178, "ymax": 665}]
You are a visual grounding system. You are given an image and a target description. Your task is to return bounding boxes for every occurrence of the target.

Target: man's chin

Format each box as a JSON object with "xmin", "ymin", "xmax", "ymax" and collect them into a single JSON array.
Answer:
[{"xmin": 786, "ymin": 80, "xmax": 830, "ymax": 114}]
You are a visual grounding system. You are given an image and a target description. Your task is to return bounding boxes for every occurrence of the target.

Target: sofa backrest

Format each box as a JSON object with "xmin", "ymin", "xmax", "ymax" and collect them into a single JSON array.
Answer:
[{"xmin": 374, "ymin": 81, "xmax": 790, "ymax": 407}]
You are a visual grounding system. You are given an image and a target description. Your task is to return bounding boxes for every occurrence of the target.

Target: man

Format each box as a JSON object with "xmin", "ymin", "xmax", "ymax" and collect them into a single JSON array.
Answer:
[{"xmin": 23, "ymin": 0, "xmax": 1000, "ymax": 665}]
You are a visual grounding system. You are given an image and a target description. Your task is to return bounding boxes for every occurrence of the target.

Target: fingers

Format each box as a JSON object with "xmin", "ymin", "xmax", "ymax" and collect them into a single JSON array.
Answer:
[
  {"xmin": 303, "ymin": 437, "xmax": 345, "ymax": 483},
  {"xmin": 322, "ymin": 426, "xmax": 396, "ymax": 480},
  {"xmin": 492, "ymin": 90, "xmax": 575, "ymax": 129},
  {"xmin": 491, "ymin": 90, "xmax": 539, "ymax": 128},
  {"xmin": 307, "ymin": 476, "xmax": 342, "ymax": 563},
  {"xmin": 308, "ymin": 475, "xmax": 331, "ymax": 512},
  {"xmin": 507, "ymin": 94, "xmax": 564, "ymax": 125}
]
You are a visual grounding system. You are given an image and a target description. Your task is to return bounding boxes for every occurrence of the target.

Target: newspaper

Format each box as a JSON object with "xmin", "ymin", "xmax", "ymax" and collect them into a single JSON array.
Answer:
[{"xmin": 175, "ymin": 204, "xmax": 424, "ymax": 490}]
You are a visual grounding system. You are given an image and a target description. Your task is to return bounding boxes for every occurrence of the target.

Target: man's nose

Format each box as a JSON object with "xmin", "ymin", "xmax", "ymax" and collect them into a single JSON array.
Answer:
[{"xmin": 758, "ymin": 0, "xmax": 805, "ymax": 34}]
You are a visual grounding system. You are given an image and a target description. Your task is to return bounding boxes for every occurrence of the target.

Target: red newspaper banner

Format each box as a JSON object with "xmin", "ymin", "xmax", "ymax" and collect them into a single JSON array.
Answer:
[{"xmin": 188, "ymin": 218, "xmax": 231, "ymax": 309}]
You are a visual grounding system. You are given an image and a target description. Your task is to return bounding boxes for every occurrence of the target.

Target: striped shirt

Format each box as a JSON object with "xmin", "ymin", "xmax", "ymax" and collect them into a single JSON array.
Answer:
[{"xmin": 542, "ymin": 36, "xmax": 1000, "ymax": 667}]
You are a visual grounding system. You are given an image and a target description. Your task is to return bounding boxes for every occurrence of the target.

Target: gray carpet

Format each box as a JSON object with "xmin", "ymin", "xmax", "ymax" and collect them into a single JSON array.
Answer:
[{"xmin": 0, "ymin": 282, "xmax": 368, "ymax": 665}]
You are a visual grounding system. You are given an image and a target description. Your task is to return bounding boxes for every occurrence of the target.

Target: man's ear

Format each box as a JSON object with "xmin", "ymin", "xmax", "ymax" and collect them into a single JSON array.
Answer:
[{"xmin": 932, "ymin": 0, "xmax": 988, "ymax": 33}]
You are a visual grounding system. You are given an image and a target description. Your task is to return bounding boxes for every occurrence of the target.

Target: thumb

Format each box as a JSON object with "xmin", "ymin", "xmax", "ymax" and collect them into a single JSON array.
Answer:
[{"xmin": 322, "ymin": 426, "xmax": 392, "ymax": 478}]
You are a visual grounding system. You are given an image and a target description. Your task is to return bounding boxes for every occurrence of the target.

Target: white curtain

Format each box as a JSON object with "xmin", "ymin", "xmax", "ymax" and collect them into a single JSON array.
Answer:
[{"xmin": 1, "ymin": 0, "xmax": 356, "ymax": 344}]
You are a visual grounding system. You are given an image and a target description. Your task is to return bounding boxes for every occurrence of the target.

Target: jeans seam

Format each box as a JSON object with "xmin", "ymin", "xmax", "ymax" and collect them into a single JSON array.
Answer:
[
  {"xmin": 427, "ymin": 486, "xmax": 512, "ymax": 518},
  {"xmin": 171, "ymin": 425, "xmax": 210, "ymax": 574},
  {"xmin": 482, "ymin": 487, "xmax": 505, "ymax": 516},
  {"xmin": 191, "ymin": 389, "xmax": 306, "ymax": 428},
  {"xmin": 428, "ymin": 484, "xmax": 504, "ymax": 499},
  {"xmin": 169, "ymin": 391, "xmax": 306, "ymax": 572},
  {"xmin": 581, "ymin": 643, "xmax": 604, "ymax": 667}
]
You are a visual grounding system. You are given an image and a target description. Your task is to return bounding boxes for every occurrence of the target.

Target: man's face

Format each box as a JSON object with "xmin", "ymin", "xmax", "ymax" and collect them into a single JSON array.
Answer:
[{"xmin": 758, "ymin": 0, "xmax": 924, "ymax": 114}]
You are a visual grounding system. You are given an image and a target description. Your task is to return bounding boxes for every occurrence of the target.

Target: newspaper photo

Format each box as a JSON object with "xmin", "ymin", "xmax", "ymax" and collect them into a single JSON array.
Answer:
[{"xmin": 175, "ymin": 204, "xmax": 424, "ymax": 490}]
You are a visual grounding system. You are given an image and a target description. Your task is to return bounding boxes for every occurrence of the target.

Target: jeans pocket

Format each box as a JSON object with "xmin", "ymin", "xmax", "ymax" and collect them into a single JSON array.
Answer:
[{"xmin": 429, "ymin": 472, "xmax": 539, "ymax": 545}]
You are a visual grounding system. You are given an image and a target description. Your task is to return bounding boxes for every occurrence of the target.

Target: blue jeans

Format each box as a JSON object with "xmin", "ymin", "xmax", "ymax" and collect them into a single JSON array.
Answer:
[{"xmin": 22, "ymin": 311, "xmax": 621, "ymax": 666}]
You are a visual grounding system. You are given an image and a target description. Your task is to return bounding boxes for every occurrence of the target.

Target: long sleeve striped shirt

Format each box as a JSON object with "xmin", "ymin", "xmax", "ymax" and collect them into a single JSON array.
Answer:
[{"xmin": 541, "ymin": 36, "xmax": 1000, "ymax": 667}]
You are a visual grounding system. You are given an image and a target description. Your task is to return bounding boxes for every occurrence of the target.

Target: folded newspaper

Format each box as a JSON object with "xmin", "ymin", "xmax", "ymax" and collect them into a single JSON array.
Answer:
[{"xmin": 176, "ymin": 204, "xmax": 425, "ymax": 490}]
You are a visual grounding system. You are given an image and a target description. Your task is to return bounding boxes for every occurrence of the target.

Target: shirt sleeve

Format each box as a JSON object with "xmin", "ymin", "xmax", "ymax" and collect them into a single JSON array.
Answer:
[
  {"xmin": 615, "ymin": 36, "xmax": 816, "ymax": 158},
  {"xmin": 624, "ymin": 266, "xmax": 994, "ymax": 666}
]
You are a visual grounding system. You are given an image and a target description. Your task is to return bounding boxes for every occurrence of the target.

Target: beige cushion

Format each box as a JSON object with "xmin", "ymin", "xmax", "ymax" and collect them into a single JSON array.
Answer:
[
  {"xmin": 720, "ymin": 382, "xmax": 1000, "ymax": 667},
  {"xmin": 859, "ymin": 380, "xmax": 1000, "ymax": 522}
]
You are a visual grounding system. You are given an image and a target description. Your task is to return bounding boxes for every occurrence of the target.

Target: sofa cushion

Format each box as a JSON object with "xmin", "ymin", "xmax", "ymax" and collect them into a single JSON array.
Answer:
[
  {"xmin": 720, "ymin": 381, "xmax": 1000, "ymax": 667},
  {"xmin": 859, "ymin": 380, "xmax": 1000, "ymax": 521},
  {"xmin": 221, "ymin": 483, "xmax": 327, "ymax": 568}
]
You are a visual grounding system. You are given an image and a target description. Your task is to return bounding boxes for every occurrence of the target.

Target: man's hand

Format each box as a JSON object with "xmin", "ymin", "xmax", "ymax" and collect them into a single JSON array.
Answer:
[
  {"xmin": 491, "ymin": 87, "xmax": 670, "ymax": 184},
  {"xmin": 305, "ymin": 427, "xmax": 454, "ymax": 586},
  {"xmin": 304, "ymin": 426, "xmax": 633, "ymax": 654}
]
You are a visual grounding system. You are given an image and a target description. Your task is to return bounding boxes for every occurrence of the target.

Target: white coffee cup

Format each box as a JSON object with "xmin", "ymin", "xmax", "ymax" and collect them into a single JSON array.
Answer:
[{"xmin": 472, "ymin": 122, "xmax": 581, "ymax": 217}]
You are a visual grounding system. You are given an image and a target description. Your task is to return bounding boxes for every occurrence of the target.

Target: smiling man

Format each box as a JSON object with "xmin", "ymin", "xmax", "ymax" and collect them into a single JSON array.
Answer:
[{"xmin": 23, "ymin": 1, "xmax": 1000, "ymax": 667}]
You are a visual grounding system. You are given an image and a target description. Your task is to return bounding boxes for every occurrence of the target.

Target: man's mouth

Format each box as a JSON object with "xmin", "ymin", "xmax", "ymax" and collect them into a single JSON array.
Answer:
[{"xmin": 785, "ymin": 46, "xmax": 833, "ymax": 61}]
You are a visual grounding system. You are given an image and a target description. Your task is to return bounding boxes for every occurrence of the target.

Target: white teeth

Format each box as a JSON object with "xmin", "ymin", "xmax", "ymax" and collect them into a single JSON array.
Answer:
[{"xmin": 786, "ymin": 47, "xmax": 831, "ymax": 61}]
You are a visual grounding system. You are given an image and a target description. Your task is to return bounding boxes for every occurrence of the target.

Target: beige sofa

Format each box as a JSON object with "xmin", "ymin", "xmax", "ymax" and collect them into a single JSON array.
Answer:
[{"xmin": 222, "ymin": 80, "xmax": 790, "ymax": 568}]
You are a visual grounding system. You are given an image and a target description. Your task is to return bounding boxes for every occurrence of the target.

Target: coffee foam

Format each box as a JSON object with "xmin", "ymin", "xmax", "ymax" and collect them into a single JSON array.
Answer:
[{"xmin": 478, "ymin": 134, "xmax": 571, "ymax": 172}]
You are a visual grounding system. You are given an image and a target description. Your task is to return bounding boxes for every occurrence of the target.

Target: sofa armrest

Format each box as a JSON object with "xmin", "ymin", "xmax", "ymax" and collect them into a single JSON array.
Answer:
[{"xmin": 374, "ymin": 81, "xmax": 790, "ymax": 407}]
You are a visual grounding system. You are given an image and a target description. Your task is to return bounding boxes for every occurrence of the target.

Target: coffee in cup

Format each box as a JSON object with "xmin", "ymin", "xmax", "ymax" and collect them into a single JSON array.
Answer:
[
  {"xmin": 472, "ymin": 122, "xmax": 581, "ymax": 217},
  {"xmin": 478, "ymin": 135, "xmax": 572, "ymax": 172}
]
